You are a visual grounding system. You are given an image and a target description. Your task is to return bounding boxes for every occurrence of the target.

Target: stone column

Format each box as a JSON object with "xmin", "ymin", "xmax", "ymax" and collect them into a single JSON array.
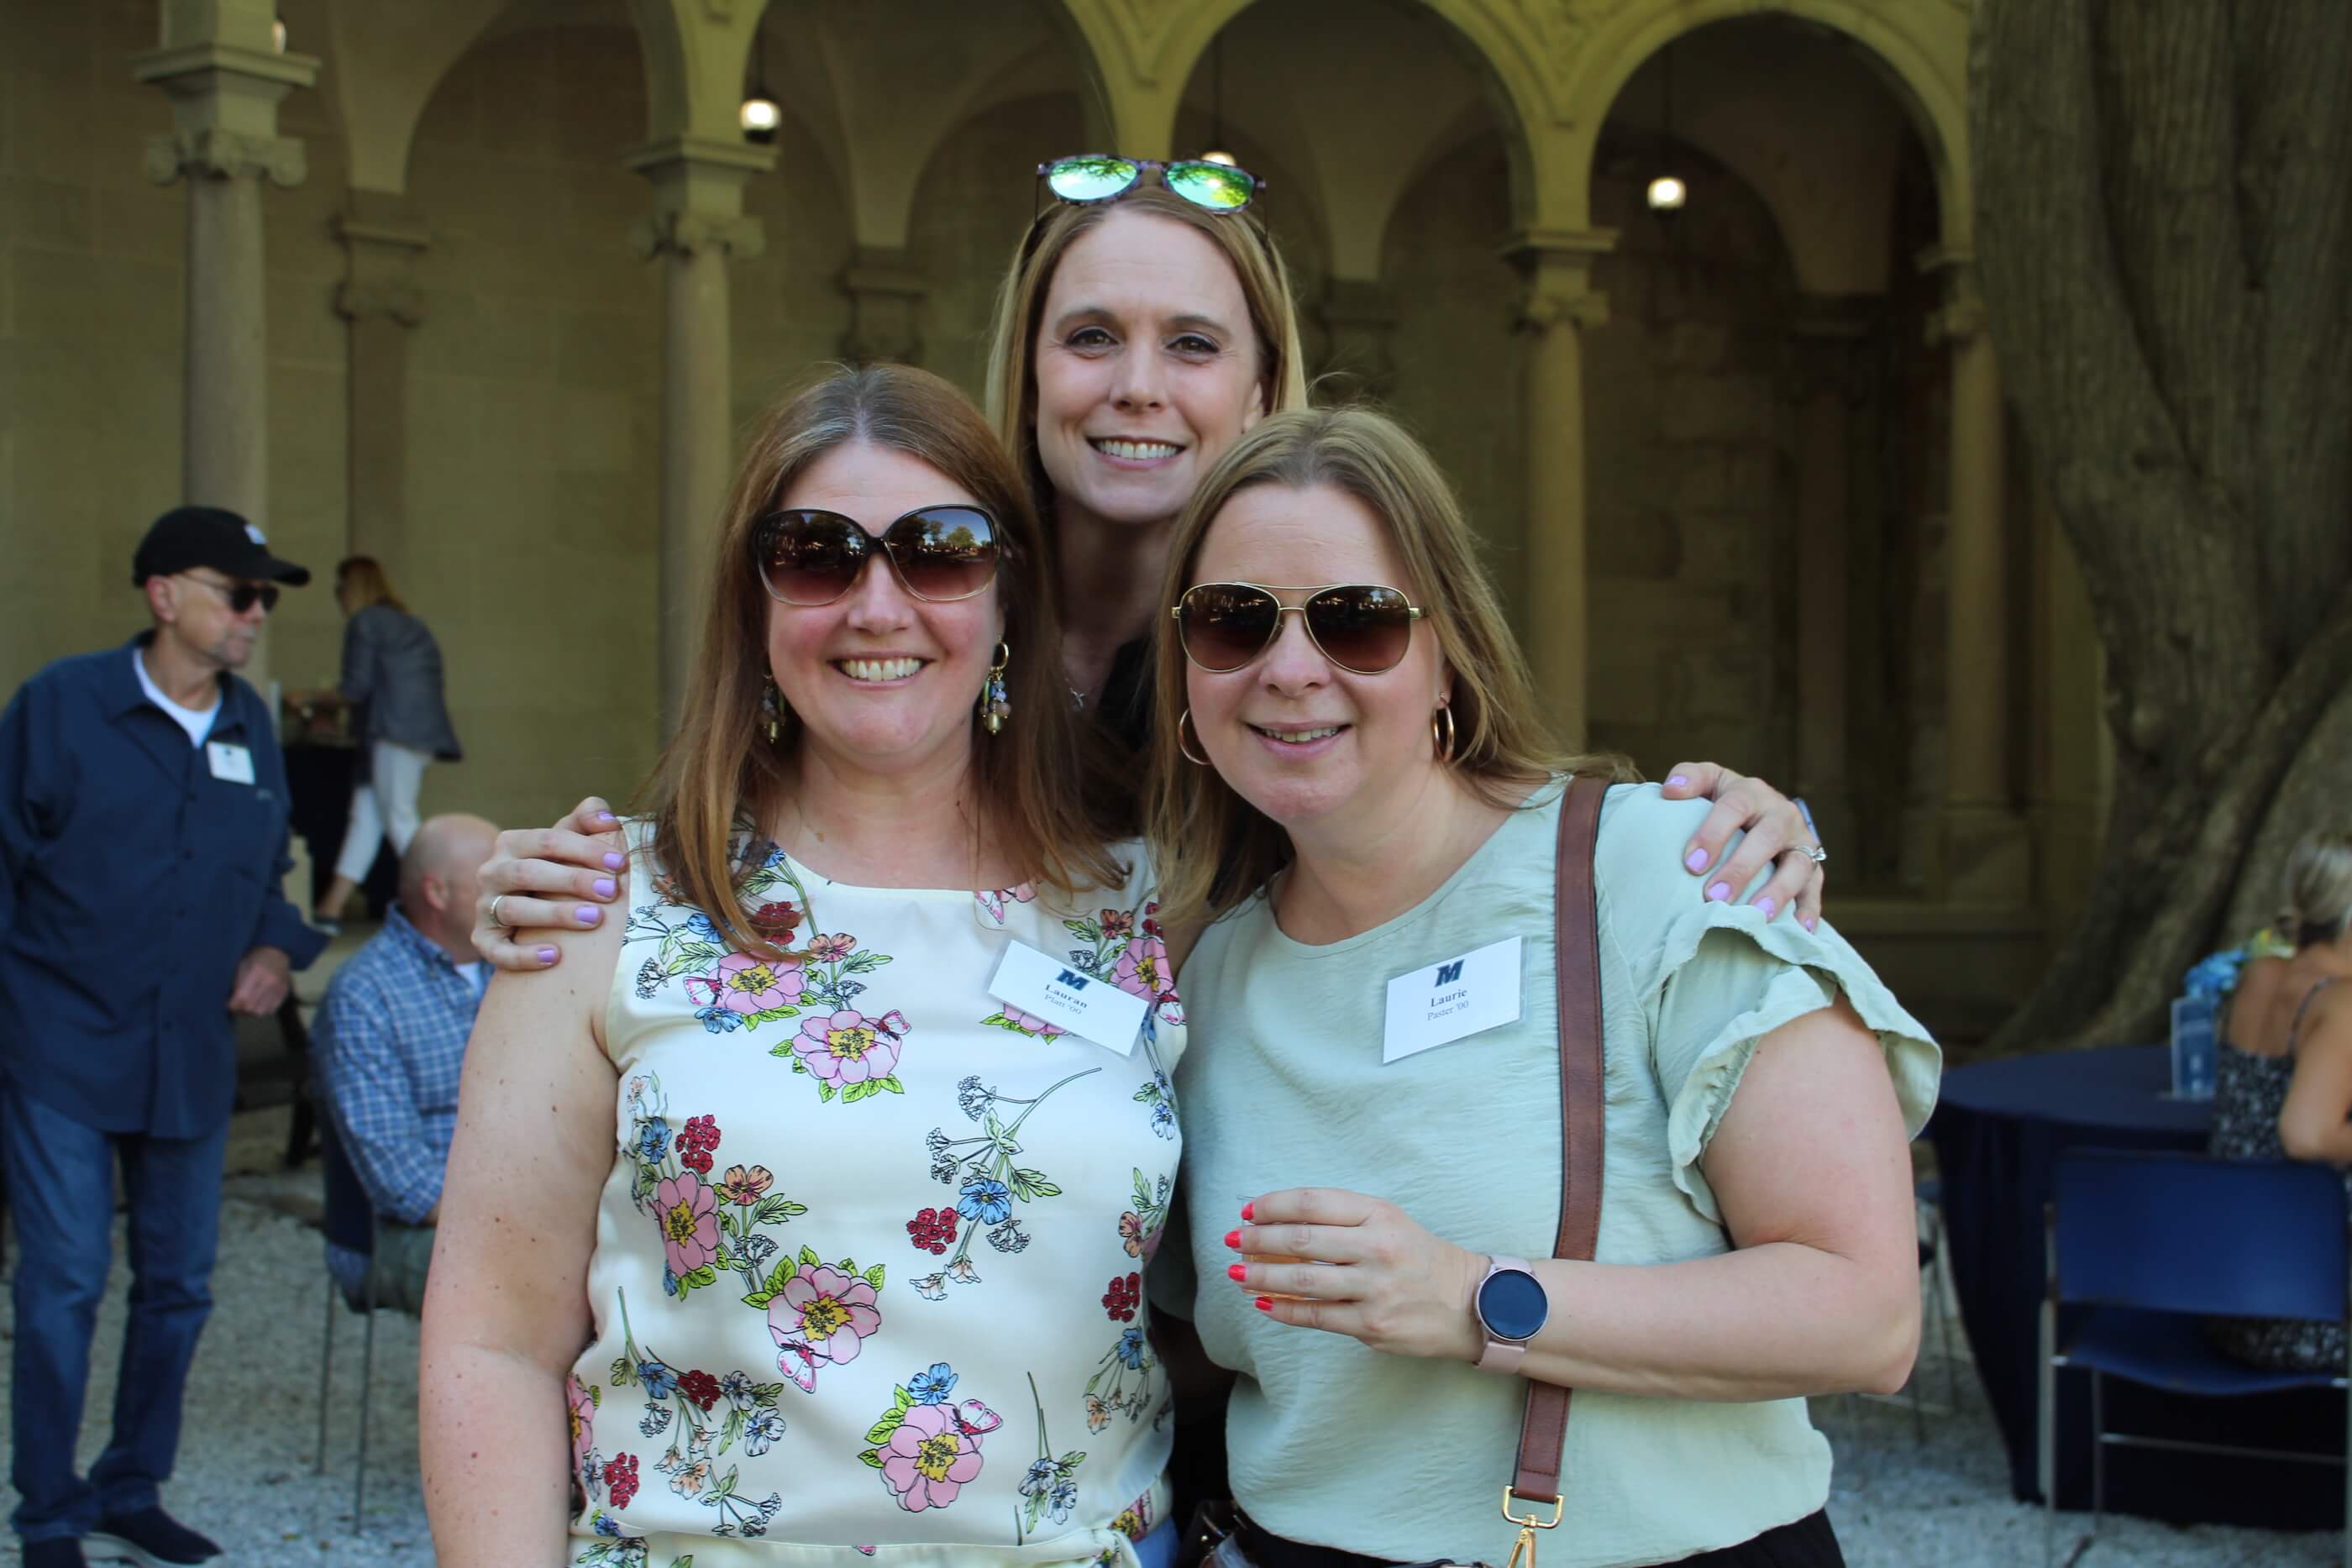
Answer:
[
  {"xmin": 1505, "ymin": 231, "xmax": 1614, "ymax": 746},
  {"xmin": 1789, "ymin": 296, "xmax": 1871, "ymax": 857},
  {"xmin": 1923, "ymin": 247, "xmax": 2030, "ymax": 900},
  {"xmin": 840, "ymin": 247, "xmax": 927, "ymax": 365},
  {"xmin": 334, "ymin": 192, "xmax": 428, "ymax": 577},
  {"xmin": 1318, "ymin": 280, "xmax": 1399, "ymax": 401},
  {"xmin": 627, "ymin": 137, "xmax": 776, "ymax": 735},
  {"xmin": 134, "ymin": 24, "xmax": 315, "ymax": 696}
]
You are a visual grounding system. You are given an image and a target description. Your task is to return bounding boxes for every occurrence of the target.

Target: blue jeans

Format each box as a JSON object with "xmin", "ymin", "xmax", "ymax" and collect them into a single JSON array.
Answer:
[{"xmin": 2, "ymin": 1080, "xmax": 228, "ymax": 1544}]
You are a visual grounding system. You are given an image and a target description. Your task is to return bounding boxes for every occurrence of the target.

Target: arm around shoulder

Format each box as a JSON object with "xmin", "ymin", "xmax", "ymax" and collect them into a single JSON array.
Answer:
[{"xmin": 420, "ymin": 909, "xmax": 622, "ymax": 1565}]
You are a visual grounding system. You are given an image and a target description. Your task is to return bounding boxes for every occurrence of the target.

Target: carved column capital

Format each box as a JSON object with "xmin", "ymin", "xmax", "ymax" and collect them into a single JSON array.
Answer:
[
  {"xmin": 630, "ymin": 210, "xmax": 766, "ymax": 261},
  {"xmin": 1318, "ymin": 279, "xmax": 1401, "ymax": 399},
  {"xmin": 144, "ymin": 126, "xmax": 307, "ymax": 188},
  {"xmin": 1504, "ymin": 228, "xmax": 1616, "ymax": 334},
  {"xmin": 840, "ymin": 246, "xmax": 928, "ymax": 364},
  {"xmin": 1916, "ymin": 244, "xmax": 1987, "ymax": 345}
]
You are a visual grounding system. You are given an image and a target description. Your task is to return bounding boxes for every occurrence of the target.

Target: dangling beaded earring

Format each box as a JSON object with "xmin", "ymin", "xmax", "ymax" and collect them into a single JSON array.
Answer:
[
  {"xmin": 761, "ymin": 674, "xmax": 782, "ymax": 745},
  {"xmin": 979, "ymin": 642, "xmax": 1011, "ymax": 734}
]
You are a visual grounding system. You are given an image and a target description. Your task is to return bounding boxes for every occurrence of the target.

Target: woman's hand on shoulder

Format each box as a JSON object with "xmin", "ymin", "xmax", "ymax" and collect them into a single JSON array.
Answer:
[
  {"xmin": 1224, "ymin": 1188, "xmax": 1485, "ymax": 1363},
  {"xmin": 474, "ymin": 795, "xmax": 627, "ymax": 971},
  {"xmin": 1659, "ymin": 762, "xmax": 1825, "ymax": 930}
]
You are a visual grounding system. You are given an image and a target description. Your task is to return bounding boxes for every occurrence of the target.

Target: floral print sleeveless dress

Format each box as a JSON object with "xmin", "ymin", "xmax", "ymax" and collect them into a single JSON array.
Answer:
[
  {"xmin": 2206, "ymin": 978, "xmax": 2344, "ymax": 1371},
  {"xmin": 564, "ymin": 826, "xmax": 1186, "ymax": 1568}
]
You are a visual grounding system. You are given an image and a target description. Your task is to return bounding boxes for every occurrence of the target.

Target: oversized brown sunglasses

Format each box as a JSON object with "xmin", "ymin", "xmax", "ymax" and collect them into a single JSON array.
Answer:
[
  {"xmin": 753, "ymin": 506, "xmax": 1000, "ymax": 606},
  {"xmin": 1170, "ymin": 581, "xmax": 1425, "ymax": 675}
]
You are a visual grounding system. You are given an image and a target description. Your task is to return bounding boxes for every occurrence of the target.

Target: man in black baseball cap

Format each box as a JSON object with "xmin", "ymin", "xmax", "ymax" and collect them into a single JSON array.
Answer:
[{"xmin": 0, "ymin": 503, "xmax": 327, "ymax": 1568}]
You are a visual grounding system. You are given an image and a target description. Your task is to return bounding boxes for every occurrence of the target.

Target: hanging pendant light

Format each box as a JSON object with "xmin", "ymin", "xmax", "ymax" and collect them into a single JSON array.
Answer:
[
  {"xmin": 270, "ymin": 13, "xmax": 288, "ymax": 53},
  {"xmin": 739, "ymin": 30, "xmax": 781, "ymax": 144},
  {"xmin": 1646, "ymin": 42, "xmax": 1686, "ymax": 216}
]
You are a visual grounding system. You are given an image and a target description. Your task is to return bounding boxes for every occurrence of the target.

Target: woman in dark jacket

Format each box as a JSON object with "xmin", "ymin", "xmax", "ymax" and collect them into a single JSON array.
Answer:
[{"xmin": 313, "ymin": 556, "xmax": 461, "ymax": 927}]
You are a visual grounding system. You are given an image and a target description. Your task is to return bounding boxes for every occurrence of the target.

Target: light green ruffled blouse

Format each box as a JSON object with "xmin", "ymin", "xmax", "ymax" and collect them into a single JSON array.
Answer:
[{"xmin": 1152, "ymin": 783, "xmax": 1940, "ymax": 1568}]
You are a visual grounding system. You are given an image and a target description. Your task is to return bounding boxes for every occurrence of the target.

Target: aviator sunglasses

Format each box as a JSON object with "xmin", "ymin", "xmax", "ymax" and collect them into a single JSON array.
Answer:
[
  {"xmin": 1172, "ymin": 582, "xmax": 1425, "ymax": 675},
  {"xmin": 753, "ymin": 506, "xmax": 1000, "ymax": 607},
  {"xmin": 1038, "ymin": 154, "xmax": 1264, "ymax": 214}
]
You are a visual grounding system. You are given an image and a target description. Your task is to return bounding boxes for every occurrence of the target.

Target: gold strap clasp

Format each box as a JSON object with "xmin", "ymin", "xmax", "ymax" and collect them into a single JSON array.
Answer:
[{"xmin": 1500, "ymin": 1488, "xmax": 1563, "ymax": 1568}]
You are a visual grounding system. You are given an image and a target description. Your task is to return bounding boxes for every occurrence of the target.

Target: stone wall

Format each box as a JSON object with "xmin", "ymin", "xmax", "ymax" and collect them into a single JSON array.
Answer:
[{"xmin": 0, "ymin": 0, "xmax": 349, "ymax": 700}]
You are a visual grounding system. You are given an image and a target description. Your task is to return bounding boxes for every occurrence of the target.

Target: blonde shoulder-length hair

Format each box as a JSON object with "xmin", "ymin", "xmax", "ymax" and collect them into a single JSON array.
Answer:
[
  {"xmin": 1143, "ymin": 406, "xmax": 1632, "ymax": 928},
  {"xmin": 335, "ymin": 555, "xmax": 405, "ymax": 614},
  {"xmin": 643, "ymin": 364, "xmax": 1126, "ymax": 957},
  {"xmin": 982, "ymin": 185, "xmax": 1312, "ymax": 530}
]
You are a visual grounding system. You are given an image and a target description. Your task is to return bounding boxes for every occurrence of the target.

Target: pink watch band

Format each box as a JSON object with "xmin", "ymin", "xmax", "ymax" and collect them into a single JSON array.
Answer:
[{"xmin": 1475, "ymin": 1254, "xmax": 1533, "ymax": 1372}]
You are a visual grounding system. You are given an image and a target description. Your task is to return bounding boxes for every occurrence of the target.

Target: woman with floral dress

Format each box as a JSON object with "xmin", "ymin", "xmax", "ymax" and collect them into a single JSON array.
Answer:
[{"xmin": 420, "ymin": 364, "xmax": 1188, "ymax": 1568}]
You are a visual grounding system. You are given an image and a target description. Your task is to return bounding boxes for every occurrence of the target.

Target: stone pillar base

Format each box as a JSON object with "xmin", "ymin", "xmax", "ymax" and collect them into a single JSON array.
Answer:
[{"xmin": 1931, "ymin": 803, "xmax": 2034, "ymax": 904}]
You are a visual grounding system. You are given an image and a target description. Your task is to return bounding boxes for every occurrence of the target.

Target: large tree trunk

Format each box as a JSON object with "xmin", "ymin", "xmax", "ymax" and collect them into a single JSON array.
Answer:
[{"xmin": 1971, "ymin": 0, "xmax": 2352, "ymax": 1054}]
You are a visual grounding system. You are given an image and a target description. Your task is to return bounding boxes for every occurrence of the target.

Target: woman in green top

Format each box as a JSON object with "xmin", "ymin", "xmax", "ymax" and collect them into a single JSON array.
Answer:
[{"xmin": 1145, "ymin": 407, "xmax": 1939, "ymax": 1568}]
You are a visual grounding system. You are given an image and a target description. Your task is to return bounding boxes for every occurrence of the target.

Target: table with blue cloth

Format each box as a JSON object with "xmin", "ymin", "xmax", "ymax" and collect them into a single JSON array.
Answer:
[{"xmin": 1932, "ymin": 1043, "xmax": 2343, "ymax": 1528}]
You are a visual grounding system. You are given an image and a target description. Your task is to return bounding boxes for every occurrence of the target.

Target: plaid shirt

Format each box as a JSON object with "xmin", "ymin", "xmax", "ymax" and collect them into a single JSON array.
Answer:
[{"xmin": 313, "ymin": 905, "xmax": 483, "ymax": 1241}]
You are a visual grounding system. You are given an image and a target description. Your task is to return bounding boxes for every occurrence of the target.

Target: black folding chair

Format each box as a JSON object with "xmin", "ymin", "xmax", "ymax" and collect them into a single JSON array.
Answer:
[{"xmin": 314, "ymin": 1112, "xmax": 387, "ymax": 1533}]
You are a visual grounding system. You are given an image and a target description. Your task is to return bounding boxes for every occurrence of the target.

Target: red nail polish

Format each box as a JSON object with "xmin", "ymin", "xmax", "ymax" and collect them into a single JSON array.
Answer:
[
  {"xmin": 1241, "ymin": 1201, "xmax": 1255, "ymax": 1221},
  {"xmin": 1223, "ymin": 1229, "xmax": 1242, "ymax": 1250},
  {"xmin": 1226, "ymin": 1262, "xmax": 1247, "ymax": 1282},
  {"xmin": 1254, "ymin": 1297, "xmax": 1273, "ymax": 1312}
]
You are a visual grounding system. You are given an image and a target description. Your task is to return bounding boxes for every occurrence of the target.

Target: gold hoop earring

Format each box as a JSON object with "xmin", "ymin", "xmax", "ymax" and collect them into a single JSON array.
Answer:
[
  {"xmin": 1431, "ymin": 704, "xmax": 1457, "ymax": 764},
  {"xmin": 761, "ymin": 674, "xmax": 782, "ymax": 745},
  {"xmin": 1177, "ymin": 709, "xmax": 1210, "ymax": 767},
  {"xmin": 979, "ymin": 641, "xmax": 1011, "ymax": 735}
]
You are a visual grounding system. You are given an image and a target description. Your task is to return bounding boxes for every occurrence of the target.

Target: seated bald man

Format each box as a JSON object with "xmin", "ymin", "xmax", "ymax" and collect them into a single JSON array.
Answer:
[{"xmin": 311, "ymin": 812, "xmax": 499, "ymax": 1314}]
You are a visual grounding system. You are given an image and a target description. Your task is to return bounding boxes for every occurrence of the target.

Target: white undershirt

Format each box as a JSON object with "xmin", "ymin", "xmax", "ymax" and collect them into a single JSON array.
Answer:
[{"xmin": 133, "ymin": 648, "xmax": 219, "ymax": 747}]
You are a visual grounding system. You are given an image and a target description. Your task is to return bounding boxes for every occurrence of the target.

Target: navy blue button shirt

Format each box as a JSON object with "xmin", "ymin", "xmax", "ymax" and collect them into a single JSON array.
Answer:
[{"xmin": 0, "ymin": 634, "xmax": 328, "ymax": 1137}]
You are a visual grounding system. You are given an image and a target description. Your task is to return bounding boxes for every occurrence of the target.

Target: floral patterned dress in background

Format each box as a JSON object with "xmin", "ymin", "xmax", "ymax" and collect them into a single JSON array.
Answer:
[{"xmin": 563, "ymin": 826, "xmax": 1185, "ymax": 1568}]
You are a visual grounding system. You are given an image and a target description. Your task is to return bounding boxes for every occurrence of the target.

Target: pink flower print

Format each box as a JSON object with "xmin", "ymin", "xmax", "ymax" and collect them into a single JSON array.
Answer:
[
  {"xmin": 806, "ymin": 932, "xmax": 857, "ymax": 963},
  {"xmin": 566, "ymin": 1376, "xmax": 596, "ymax": 1479},
  {"xmin": 1099, "ymin": 907, "xmax": 1134, "ymax": 938},
  {"xmin": 1113, "ymin": 932, "xmax": 1178, "ymax": 1008},
  {"xmin": 880, "ymin": 1404, "xmax": 985, "ymax": 1512},
  {"xmin": 686, "ymin": 952, "xmax": 805, "ymax": 1015},
  {"xmin": 654, "ymin": 1170, "xmax": 720, "ymax": 1278},
  {"xmin": 999, "ymin": 1005, "xmax": 1065, "ymax": 1039},
  {"xmin": 769, "ymin": 1262, "xmax": 881, "ymax": 1377},
  {"xmin": 794, "ymin": 1009, "xmax": 902, "ymax": 1086}
]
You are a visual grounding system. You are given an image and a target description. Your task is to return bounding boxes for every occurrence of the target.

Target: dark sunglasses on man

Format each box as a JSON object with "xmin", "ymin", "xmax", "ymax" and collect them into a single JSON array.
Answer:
[
  {"xmin": 753, "ymin": 506, "xmax": 1001, "ymax": 607},
  {"xmin": 1171, "ymin": 581, "xmax": 1425, "ymax": 675},
  {"xmin": 181, "ymin": 572, "xmax": 280, "ymax": 615}
]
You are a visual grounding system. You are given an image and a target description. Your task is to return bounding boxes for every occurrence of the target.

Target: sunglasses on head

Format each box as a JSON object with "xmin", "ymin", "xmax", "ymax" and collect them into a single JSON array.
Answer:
[
  {"xmin": 753, "ymin": 506, "xmax": 1000, "ymax": 607},
  {"xmin": 185, "ymin": 574, "xmax": 278, "ymax": 614},
  {"xmin": 1038, "ymin": 154, "xmax": 1264, "ymax": 214},
  {"xmin": 1171, "ymin": 582, "xmax": 1424, "ymax": 675}
]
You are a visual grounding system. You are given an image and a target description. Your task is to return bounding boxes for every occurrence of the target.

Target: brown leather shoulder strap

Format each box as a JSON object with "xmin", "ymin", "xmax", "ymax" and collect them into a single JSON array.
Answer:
[{"xmin": 1509, "ymin": 773, "xmax": 1608, "ymax": 1507}]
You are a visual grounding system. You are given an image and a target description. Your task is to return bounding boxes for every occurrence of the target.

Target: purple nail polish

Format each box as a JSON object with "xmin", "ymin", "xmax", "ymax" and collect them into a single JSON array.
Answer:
[
  {"xmin": 1707, "ymin": 882, "xmax": 1732, "ymax": 903},
  {"xmin": 1802, "ymin": 916, "xmax": 1819, "ymax": 933},
  {"xmin": 1667, "ymin": 774, "xmax": 1690, "ymax": 788},
  {"xmin": 603, "ymin": 851, "xmax": 626, "ymax": 871},
  {"xmin": 536, "ymin": 947, "xmax": 559, "ymax": 965},
  {"xmin": 1753, "ymin": 896, "xmax": 1777, "ymax": 919},
  {"xmin": 1685, "ymin": 848, "xmax": 1710, "ymax": 873},
  {"xmin": 596, "ymin": 812, "xmax": 617, "ymax": 825},
  {"xmin": 575, "ymin": 906, "xmax": 601, "ymax": 926},
  {"xmin": 593, "ymin": 877, "xmax": 617, "ymax": 899}
]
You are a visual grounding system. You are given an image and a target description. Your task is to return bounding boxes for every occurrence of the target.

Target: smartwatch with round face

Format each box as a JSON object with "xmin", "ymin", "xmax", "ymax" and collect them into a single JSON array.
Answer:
[{"xmin": 1474, "ymin": 1255, "xmax": 1549, "ymax": 1371}]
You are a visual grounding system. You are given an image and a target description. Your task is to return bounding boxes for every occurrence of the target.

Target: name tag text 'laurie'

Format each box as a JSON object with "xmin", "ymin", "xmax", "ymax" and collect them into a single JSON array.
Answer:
[{"xmin": 1382, "ymin": 935, "xmax": 1524, "ymax": 1063}]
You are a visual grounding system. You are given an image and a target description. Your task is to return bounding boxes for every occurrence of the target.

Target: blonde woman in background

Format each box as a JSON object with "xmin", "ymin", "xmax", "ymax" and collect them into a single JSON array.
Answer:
[
  {"xmin": 2208, "ymin": 830, "xmax": 2352, "ymax": 1371},
  {"xmin": 313, "ymin": 555, "xmax": 462, "ymax": 930}
]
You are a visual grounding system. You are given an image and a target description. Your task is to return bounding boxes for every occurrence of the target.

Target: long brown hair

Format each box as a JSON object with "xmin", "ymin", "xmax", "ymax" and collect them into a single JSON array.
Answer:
[
  {"xmin": 1144, "ymin": 406, "xmax": 1631, "ymax": 927},
  {"xmin": 644, "ymin": 364, "xmax": 1126, "ymax": 957},
  {"xmin": 983, "ymin": 185, "xmax": 1313, "ymax": 532},
  {"xmin": 335, "ymin": 555, "xmax": 406, "ymax": 614}
]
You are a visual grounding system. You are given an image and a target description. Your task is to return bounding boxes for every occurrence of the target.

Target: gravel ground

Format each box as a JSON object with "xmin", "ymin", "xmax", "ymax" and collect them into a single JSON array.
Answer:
[{"xmin": 0, "ymin": 1172, "xmax": 2339, "ymax": 1566}]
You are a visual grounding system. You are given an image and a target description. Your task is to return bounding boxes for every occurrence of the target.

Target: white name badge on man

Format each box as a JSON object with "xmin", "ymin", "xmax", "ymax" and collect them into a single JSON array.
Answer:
[
  {"xmin": 1383, "ymin": 935, "xmax": 1524, "ymax": 1063},
  {"xmin": 987, "ymin": 938, "xmax": 1149, "ymax": 1057},
  {"xmin": 206, "ymin": 741, "xmax": 256, "ymax": 784}
]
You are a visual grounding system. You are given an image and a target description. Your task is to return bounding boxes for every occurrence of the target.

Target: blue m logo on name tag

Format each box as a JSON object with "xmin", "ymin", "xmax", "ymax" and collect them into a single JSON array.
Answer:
[
  {"xmin": 1057, "ymin": 969, "xmax": 1090, "ymax": 989},
  {"xmin": 1435, "ymin": 960, "xmax": 1465, "ymax": 986}
]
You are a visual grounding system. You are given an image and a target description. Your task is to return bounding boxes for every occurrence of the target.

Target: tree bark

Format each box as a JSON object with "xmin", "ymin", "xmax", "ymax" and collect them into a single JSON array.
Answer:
[{"xmin": 1971, "ymin": 0, "xmax": 2352, "ymax": 1053}]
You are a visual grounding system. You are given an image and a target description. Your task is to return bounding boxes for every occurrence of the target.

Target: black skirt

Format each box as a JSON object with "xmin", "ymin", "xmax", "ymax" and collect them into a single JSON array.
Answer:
[{"xmin": 1229, "ymin": 1507, "xmax": 1844, "ymax": 1568}]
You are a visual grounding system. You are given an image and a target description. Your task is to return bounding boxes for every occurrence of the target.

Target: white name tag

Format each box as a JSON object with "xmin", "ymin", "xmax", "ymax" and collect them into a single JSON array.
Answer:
[
  {"xmin": 1382, "ymin": 936, "xmax": 1524, "ymax": 1063},
  {"xmin": 986, "ymin": 938, "xmax": 1147, "ymax": 1057},
  {"xmin": 206, "ymin": 741, "xmax": 256, "ymax": 784}
]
